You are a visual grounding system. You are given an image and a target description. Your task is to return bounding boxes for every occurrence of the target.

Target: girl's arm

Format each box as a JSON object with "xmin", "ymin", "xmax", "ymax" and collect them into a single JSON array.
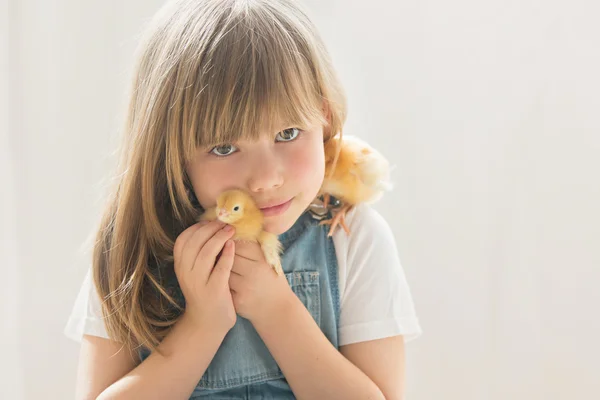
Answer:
[
  {"xmin": 75, "ymin": 335, "xmax": 137, "ymax": 400},
  {"xmin": 340, "ymin": 336, "xmax": 406, "ymax": 400},
  {"xmin": 90, "ymin": 314, "xmax": 227, "ymax": 400},
  {"xmin": 252, "ymin": 294, "xmax": 390, "ymax": 400}
]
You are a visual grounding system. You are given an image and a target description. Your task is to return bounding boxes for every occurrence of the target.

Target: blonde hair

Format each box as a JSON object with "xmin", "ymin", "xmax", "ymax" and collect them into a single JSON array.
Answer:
[{"xmin": 93, "ymin": 0, "xmax": 347, "ymax": 358}]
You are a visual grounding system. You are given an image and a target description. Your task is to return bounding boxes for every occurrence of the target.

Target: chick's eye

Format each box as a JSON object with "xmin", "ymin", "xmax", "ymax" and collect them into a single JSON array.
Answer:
[
  {"xmin": 233, "ymin": 206, "xmax": 240, "ymax": 211},
  {"xmin": 210, "ymin": 144, "xmax": 237, "ymax": 156},
  {"xmin": 276, "ymin": 128, "xmax": 301, "ymax": 142}
]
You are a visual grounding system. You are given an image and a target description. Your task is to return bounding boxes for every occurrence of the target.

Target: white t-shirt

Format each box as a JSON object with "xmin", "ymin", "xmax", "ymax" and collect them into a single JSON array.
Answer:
[{"xmin": 64, "ymin": 204, "xmax": 422, "ymax": 346}]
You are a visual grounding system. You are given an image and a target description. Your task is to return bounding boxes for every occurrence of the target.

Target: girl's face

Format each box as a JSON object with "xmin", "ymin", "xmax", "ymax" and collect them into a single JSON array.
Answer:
[{"xmin": 186, "ymin": 121, "xmax": 326, "ymax": 234}]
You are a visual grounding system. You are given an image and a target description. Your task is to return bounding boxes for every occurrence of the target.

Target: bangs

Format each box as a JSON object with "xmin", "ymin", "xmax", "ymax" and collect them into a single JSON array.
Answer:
[{"xmin": 181, "ymin": 4, "xmax": 327, "ymax": 159}]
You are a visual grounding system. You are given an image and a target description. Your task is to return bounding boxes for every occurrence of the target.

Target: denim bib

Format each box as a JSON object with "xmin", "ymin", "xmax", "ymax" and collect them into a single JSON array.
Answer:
[{"xmin": 139, "ymin": 208, "xmax": 341, "ymax": 399}]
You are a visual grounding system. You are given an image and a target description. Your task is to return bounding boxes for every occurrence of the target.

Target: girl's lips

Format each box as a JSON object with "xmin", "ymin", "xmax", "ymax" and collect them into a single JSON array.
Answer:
[{"xmin": 260, "ymin": 198, "xmax": 293, "ymax": 217}]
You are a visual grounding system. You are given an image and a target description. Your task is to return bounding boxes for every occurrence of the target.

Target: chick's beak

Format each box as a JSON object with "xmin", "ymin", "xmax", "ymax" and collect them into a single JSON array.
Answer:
[{"xmin": 217, "ymin": 208, "xmax": 228, "ymax": 218}]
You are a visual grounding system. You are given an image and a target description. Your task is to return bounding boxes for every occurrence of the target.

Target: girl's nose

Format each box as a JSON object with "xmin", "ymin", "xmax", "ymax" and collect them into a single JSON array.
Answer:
[{"xmin": 247, "ymin": 151, "xmax": 284, "ymax": 193}]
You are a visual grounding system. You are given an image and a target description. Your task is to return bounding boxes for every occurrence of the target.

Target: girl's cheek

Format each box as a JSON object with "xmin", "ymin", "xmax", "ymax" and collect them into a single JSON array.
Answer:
[
  {"xmin": 193, "ymin": 159, "xmax": 240, "ymax": 206},
  {"xmin": 287, "ymin": 142, "xmax": 324, "ymax": 182}
]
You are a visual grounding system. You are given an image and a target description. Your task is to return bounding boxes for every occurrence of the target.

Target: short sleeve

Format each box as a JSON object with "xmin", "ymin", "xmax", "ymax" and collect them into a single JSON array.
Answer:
[
  {"xmin": 63, "ymin": 268, "xmax": 111, "ymax": 342},
  {"xmin": 332, "ymin": 204, "xmax": 422, "ymax": 346}
]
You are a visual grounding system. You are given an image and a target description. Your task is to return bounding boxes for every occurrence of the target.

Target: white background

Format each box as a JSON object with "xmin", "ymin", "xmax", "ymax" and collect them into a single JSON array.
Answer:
[{"xmin": 2, "ymin": 0, "xmax": 599, "ymax": 398}]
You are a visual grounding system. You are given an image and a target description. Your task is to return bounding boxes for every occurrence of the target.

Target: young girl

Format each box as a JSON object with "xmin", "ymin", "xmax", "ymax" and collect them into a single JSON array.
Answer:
[{"xmin": 64, "ymin": 0, "xmax": 421, "ymax": 398}]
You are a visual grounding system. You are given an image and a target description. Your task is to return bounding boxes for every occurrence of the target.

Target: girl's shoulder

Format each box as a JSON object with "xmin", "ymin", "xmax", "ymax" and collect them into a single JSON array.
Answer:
[
  {"xmin": 331, "ymin": 204, "xmax": 422, "ymax": 346},
  {"xmin": 331, "ymin": 203, "xmax": 397, "ymax": 259},
  {"xmin": 331, "ymin": 202, "xmax": 401, "ymax": 296},
  {"xmin": 64, "ymin": 268, "xmax": 110, "ymax": 343}
]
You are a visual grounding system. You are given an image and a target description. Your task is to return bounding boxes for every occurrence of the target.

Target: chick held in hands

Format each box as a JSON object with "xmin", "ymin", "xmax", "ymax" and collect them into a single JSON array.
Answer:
[
  {"xmin": 199, "ymin": 189, "xmax": 284, "ymax": 276},
  {"xmin": 319, "ymin": 134, "xmax": 393, "ymax": 236}
]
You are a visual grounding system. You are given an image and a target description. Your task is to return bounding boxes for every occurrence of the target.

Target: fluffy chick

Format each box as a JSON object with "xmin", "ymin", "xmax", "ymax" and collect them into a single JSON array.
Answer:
[
  {"xmin": 319, "ymin": 134, "xmax": 393, "ymax": 236},
  {"xmin": 199, "ymin": 189, "xmax": 284, "ymax": 276}
]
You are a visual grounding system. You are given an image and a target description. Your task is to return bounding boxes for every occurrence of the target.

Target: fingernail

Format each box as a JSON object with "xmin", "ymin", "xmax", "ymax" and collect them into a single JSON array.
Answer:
[{"xmin": 223, "ymin": 225, "xmax": 233, "ymax": 232}]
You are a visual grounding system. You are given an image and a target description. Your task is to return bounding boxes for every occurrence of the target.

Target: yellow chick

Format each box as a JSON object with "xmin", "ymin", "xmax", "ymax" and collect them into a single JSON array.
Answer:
[
  {"xmin": 199, "ymin": 189, "xmax": 284, "ymax": 276},
  {"xmin": 319, "ymin": 134, "xmax": 393, "ymax": 236}
]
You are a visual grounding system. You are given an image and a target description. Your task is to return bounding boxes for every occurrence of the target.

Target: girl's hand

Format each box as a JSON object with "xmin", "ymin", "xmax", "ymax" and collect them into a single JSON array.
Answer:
[
  {"xmin": 228, "ymin": 241, "xmax": 294, "ymax": 324},
  {"xmin": 173, "ymin": 220, "xmax": 237, "ymax": 334}
]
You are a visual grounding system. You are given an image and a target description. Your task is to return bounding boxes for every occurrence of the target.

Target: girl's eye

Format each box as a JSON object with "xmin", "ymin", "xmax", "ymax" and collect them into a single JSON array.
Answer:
[
  {"xmin": 276, "ymin": 128, "xmax": 301, "ymax": 142},
  {"xmin": 210, "ymin": 144, "xmax": 237, "ymax": 156}
]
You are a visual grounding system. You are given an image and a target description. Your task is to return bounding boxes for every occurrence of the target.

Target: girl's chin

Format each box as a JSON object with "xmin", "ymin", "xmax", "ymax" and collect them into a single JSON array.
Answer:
[
  {"xmin": 262, "ymin": 218, "xmax": 292, "ymax": 236},
  {"xmin": 262, "ymin": 208, "xmax": 301, "ymax": 235},
  {"xmin": 262, "ymin": 195, "xmax": 314, "ymax": 235}
]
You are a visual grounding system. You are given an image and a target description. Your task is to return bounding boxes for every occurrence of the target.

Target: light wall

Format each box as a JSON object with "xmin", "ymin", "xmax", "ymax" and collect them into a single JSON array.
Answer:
[{"xmin": 2, "ymin": 0, "xmax": 599, "ymax": 399}]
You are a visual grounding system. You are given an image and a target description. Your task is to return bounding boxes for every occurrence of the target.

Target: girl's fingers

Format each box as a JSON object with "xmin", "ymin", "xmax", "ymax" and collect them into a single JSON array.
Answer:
[
  {"xmin": 198, "ymin": 225, "xmax": 235, "ymax": 262},
  {"xmin": 179, "ymin": 220, "xmax": 224, "ymax": 274},
  {"xmin": 194, "ymin": 225, "xmax": 235, "ymax": 282},
  {"xmin": 173, "ymin": 223, "xmax": 202, "ymax": 264},
  {"xmin": 226, "ymin": 265, "xmax": 243, "ymax": 290},
  {"xmin": 208, "ymin": 239, "xmax": 236, "ymax": 286}
]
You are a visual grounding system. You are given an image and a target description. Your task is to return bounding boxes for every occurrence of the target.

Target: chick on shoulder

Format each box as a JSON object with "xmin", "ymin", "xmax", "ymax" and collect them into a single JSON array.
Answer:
[{"xmin": 319, "ymin": 134, "xmax": 393, "ymax": 237}]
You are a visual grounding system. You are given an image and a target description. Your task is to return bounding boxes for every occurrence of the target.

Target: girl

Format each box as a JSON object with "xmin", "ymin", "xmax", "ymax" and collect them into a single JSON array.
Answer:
[{"xmin": 64, "ymin": 0, "xmax": 421, "ymax": 398}]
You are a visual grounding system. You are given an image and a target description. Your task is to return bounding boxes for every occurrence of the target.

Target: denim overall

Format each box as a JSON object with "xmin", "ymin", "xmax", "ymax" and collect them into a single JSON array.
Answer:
[{"xmin": 139, "ymin": 204, "xmax": 341, "ymax": 399}]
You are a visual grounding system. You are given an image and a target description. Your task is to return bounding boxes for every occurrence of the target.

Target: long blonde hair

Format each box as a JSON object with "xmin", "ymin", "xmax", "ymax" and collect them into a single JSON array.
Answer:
[{"xmin": 93, "ymin": 0, "xmax": 347, "ymax": 358}]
